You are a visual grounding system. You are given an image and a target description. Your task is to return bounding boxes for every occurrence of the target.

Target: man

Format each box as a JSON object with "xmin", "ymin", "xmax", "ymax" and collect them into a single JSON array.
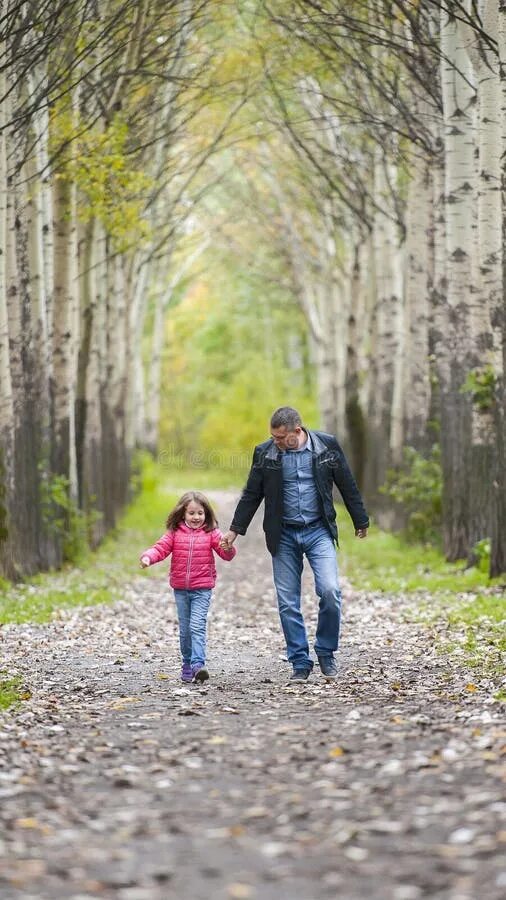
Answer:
[{"xmin": 221, "ymin": 407, "xmax": 369, "ymax": 682}]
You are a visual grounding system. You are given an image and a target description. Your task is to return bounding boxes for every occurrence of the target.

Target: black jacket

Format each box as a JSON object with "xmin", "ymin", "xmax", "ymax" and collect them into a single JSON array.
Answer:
[{"xmin": 230, "ymin": 429, "xmax": 369, "ymax": 555}]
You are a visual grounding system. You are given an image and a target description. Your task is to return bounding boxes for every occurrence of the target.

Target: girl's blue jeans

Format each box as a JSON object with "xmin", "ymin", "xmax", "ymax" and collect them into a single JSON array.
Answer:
[
  {"xmin": 173, "ymin": 588, "xmax": 212, "ymax": 667},
  {"xmin": 272, "ymin": 522, "xmax": 341, "ymax": 671}
]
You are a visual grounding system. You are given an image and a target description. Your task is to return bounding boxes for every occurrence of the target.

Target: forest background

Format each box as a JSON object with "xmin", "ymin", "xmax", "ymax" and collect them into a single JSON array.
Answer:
[{"xmin": 1, "ymin": 0, "xmax": 505, "ymax": 582}]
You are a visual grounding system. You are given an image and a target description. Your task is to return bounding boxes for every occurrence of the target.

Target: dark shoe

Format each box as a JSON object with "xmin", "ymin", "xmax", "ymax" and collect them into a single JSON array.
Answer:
[
  {"xmin": 290, "ymin": 668, "xmax": 311, "ymax": 682},
  {"xmin": 318, "ymin": 656, "xmax": 338, "ymax": 679},
  {"xmin": 181, "ymin": 662, "xmax": 193, "ymax": 683},
  {"xmin": 192, "ymin": 665, "xmax": 209, "ymax": 684}
]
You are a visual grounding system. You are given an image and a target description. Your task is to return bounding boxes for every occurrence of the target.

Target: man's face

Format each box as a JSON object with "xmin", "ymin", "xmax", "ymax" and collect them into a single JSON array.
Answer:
[{"xmin": 271, "ymin": 425, "xmax": 303, "ymax": 450}]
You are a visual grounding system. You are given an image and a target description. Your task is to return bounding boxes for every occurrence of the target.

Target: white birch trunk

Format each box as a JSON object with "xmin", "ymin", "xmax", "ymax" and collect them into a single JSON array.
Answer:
[
  {"xmin": 402, "ymin": 152, "xmax": 432, "ymax": 449},
  {"xmin": 477, "ymin": 1, "xmax": 502, "ymax": 377},
  {"xmin": 52, "ymin": 147, "xmax": 79, "ymax": 495},
  {"xmin": 489, "ymin": 0, "xmax": 506, "ymax": 573},
  {"xmin": 440, "ymin": 7, "xmax": 476, "ymax": 558},
  {"xmin": 0, "ymin": 59, "xmax": 13, "ymax": 439},
  {"xmin": 78, "ymin": 217, "xmax": 104, "ymax": 533},
  {"xmin": 371, "ymin": 155, "xmax": 404, "ymax": 479}
]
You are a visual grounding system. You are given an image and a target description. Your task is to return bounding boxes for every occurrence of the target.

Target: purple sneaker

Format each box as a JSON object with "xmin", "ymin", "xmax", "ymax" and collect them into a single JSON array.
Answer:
[
  {"xmin": 192, "ymin": 665, "xmax": 209, "ymax": 684},
  {"xmin": 181, "ymin": 662, "xmax": 193, "ymax": 683}
]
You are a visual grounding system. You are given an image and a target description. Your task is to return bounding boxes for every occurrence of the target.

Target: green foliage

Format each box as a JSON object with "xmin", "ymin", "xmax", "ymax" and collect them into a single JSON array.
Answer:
[
  {"xmin": 40, "ymin": 471, "xmax": 101, "ymax": 564},
  {"xmin": 51, "ymin": 107, "xmax": 151, "ymax": 250},
  {"xmin": 158, "ymin": 264, "xmax": 317, "ymax": 465},
  {"xmin": 472, "ymin": 538, "xmax": 491, "ymax": 574},
  {"xmin": 460, "ymin": 365, "xmax": 496, "ymax": 411},
  {"xmin": 380, "ymin": 445, "xmax": 442, "ymax": 544},
  {"xmin": 129, "ymin": 449, "xmax": 156, "ymax": 497}
]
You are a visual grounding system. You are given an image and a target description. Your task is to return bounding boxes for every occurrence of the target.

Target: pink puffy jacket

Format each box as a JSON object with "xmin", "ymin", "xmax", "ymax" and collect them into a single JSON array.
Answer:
[{"xmin": 141, "ymin": 522, "xmax": 236, "ymax": 589}]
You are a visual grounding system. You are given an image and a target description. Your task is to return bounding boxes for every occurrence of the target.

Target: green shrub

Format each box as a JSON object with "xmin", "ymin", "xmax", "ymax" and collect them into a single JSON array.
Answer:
[
  {"xmin": 472, "ymin": 538, "xmax": 491, "ymax": 574},
  {"xmin": 380, "ymin": 444, "xmax": 442, "ymax": 544},
  {"xmin": 460, "ymin": 365, "xmax": 496, "ymax": 411},
  {"xmin": 40, "ymin": 471, "xmax": 101, "ymax": 564}
]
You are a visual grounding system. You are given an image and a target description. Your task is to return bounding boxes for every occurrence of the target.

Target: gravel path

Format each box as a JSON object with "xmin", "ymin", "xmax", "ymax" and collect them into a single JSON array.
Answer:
[{"xmin": 1, "ymin": 490, "xmax": 505, "ymax": 900}]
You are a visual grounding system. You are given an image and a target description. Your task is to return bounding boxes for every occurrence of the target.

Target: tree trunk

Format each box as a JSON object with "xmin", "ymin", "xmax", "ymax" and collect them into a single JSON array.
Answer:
[
  {"xmin": 490, "ymin": 0, "xmax": 506, "ymax": 574},
  {"xmin": 344, "ymin": 241, "xmax": 368, "ymax": 489},
  {"xmin": 76, "ymin": 218, "xmax": 105, "ymax": 543},
  {"xmin": 403, "ymin": 152, "xmax": 432, "ymax": 451},
  {"xmin": 0, "ymin": 59, "xmax": 14, "ymax": 570},
  {"xmin": 52, "ymin": 163, "xmax": 79, "ymax": 497},
  {"xmin": 368, "ymin": 154, "xmax": 404, "ymax": 520},
  {"xmin": 439, "ymin": 8, "xmax": 476, "ymax": 560}
]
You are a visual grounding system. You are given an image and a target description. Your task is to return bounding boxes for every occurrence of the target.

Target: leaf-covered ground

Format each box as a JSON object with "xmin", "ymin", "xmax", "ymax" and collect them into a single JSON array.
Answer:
[{"xmin": 0, "ymin": 491, "xmax": 505, "ymax": 899}]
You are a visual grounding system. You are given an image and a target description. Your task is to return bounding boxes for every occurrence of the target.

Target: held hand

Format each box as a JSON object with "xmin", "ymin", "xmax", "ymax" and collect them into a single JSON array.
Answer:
[
  {"xmin": 355, "ymin": 528, "xmax": 368, "ymax": 539},
  {"xmin": 220, "ymin": 530, "xmax": 237, "ymax": 550},
  {"xmin": 140, "ymin": 556, "xmax": 151, "ymax": 568}
]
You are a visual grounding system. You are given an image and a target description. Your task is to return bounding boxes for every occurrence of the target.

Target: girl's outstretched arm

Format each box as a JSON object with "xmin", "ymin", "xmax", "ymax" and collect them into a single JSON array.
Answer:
[
  {"xmin": 212, "ymin": 529, "xmax": 236, "ymax": 561},
  {"xmin": 140, "ymin": 531, "xmax": 175, "ymax": 566}
]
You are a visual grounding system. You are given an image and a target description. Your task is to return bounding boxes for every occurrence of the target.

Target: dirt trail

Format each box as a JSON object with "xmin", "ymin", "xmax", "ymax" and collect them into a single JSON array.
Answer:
[{"xmin": 0, "ymin": 490, "xmax": 504, "ymax": 900}]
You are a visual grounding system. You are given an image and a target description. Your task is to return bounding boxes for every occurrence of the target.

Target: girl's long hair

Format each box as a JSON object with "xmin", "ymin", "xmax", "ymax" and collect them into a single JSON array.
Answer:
[{"xmin": 166, "ymin": 491, "xmax": 217, "ymax": 532}]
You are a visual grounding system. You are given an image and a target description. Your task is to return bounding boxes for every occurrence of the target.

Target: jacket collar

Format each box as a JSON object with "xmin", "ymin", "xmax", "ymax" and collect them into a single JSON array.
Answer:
[{"xmin": 265, "ymin": 429, "xmax": 327, "ymax": 459}]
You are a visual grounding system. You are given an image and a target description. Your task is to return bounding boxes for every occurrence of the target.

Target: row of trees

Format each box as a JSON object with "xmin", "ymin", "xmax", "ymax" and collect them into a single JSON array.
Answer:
[
  {"xmin": 2, "ymin": 0, "xmax": 505, "ymax": 579},
  {"xmin": 0, "ymin": 0, "xmax": 235, "ymax": 577},
  {"xmin": 223, "ymin": 0, "xmax": 504, "ymax": 574}
]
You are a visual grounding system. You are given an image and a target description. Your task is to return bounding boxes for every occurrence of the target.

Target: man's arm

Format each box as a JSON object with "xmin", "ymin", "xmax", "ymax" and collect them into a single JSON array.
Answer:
[
  {"xmin": 329, "ymin": 439, "xmax": 369, "ymax": 535},
  {"xmin": 222, "ymin": 447, "xmax": 265, "ymax": 546}
]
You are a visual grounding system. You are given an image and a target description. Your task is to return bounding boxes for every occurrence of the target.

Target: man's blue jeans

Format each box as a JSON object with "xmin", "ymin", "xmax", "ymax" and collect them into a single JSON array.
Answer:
[
  {"xmin": 272, "ymin": 522, "xmax": 341, "ymax": 670},
  {"xmin": 173, "ymin": 588, "xmax": 212, "ymax": 667}
]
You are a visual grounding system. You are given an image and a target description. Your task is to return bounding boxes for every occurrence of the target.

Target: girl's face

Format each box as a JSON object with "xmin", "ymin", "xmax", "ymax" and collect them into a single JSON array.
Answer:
[{"xmin": 184, "ymin": 501, "xmax": 206, "ymax": 529}]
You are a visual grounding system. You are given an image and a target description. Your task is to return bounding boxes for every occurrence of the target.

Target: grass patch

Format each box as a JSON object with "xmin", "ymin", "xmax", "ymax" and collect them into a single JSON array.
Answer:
[
  {"xmin": 338, "ymin": 514, "xmax": 503, "ymax": 595},
  {"xmin": 0, "ymin": 675, "xmax": 24, "ymax": 710},
  {"xmin": 418, "ymin": 593, "xmax": 506, "ymax": 676},
  {"xmin": 0, "ymin": 587, "xmax": 114, "ymax": 625}
]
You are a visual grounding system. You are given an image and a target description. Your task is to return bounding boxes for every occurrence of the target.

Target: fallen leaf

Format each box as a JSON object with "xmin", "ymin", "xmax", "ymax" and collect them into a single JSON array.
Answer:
[{"xmin": 227, "ymin": 884, "xmax": 253, "ymax": 899}]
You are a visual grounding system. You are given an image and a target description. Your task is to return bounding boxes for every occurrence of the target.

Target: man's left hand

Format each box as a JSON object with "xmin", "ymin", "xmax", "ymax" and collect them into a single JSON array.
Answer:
[{"xmin": 355, "ymin": 528, "xmax": 368, "ymax": 539}]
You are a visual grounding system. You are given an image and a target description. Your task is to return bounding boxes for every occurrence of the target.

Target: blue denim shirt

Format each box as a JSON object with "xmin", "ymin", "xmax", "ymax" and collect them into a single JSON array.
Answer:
[{"xmin": 281, "ymin": 432, "xmax": 321, "ymax": 525}]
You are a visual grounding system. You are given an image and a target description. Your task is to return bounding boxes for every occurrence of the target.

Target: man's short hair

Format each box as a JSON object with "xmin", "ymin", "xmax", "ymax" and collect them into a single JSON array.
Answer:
[{"xmin": 270, "ymin": 407, "xmax": 302, "ymax": 430}]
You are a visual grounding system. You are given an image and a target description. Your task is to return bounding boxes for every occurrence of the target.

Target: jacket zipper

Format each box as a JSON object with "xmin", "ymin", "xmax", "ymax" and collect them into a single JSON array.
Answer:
[{"xmin": 185, "ymin": 530, "xmax": 195, "ymax": 588}]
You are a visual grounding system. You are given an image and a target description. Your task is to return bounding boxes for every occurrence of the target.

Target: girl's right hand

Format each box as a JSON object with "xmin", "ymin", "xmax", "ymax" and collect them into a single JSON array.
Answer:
[{"xmin": 140, "ymin": 556, "xmax": 151, "ymax": 568}]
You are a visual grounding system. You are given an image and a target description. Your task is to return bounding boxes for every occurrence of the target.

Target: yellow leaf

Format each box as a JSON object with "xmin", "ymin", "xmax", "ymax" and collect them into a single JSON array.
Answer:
[
  {"xmin": 16, "ymin": 818, "xmax": 40, "ymax": 829},
  {"xmin": 207, "ymin": 735, "xmax": 228, "ymax": 745},
  {"xmin": 329, "ymin": 746, "xmax": 345, "ymax": 757},
  {"xmin": 465, "ymin": 684, "xmax": 478, "ymax": 692},
  {"xmin": 156, "ymin": 673, "xmax": 169, "ymax": 680},
  {"xmin": 390, "ymin": 715, "xmax": 407, "ymax": 725},
  {"xmin": 227, "ymin": 884, "xmax": 253, "ymax": 899},
  {"xmin": 109, "ymin": 696, "xmax": 141, "ymax": 710}
]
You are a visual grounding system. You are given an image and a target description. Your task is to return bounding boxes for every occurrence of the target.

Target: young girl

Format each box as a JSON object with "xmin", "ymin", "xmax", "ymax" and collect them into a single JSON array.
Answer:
[{"xmin": 140, "ymin": 491, "xmax": 236, "ymax": 684}]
